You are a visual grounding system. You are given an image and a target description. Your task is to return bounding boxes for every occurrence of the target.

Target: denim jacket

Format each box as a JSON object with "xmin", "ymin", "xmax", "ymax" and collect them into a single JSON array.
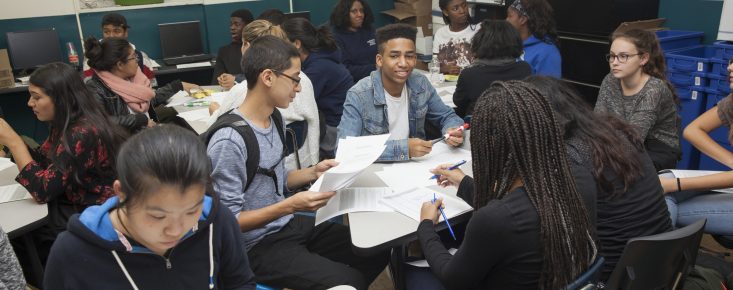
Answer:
[{"xmin": 337, "ymin": 70, "xmax": 463, "ymax": 161}]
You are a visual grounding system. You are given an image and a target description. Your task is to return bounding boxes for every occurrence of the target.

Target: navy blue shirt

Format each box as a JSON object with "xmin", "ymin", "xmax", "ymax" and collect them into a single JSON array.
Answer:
[
  {"xmin": 302, "ymin": 49, "xmax": 354, "ymax": 127},
  {"xmin": 332, "ymin": 27, "xmax": 377, "ymax": 82}
]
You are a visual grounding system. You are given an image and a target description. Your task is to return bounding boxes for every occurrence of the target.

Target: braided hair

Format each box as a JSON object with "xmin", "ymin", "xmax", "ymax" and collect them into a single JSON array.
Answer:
[{"xmin": 471, "ymin": 80, "xmax": 596, "ymax": 289}]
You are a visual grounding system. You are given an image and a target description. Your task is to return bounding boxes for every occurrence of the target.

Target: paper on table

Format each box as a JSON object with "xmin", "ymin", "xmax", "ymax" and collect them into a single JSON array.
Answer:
[
  {"xmin": 412, "ymin": 142, "xmax": 471, "ymax": 169},
  {"xmin": 166, "ymin": 90, "xmax": 192, "ymax": 107},
  {"xmin": 309, "ymin": 134, "xmax": 390, "ymax": 192},
  {"xmin": 0, "ymin": 158, "xmax": 19, "ymax": 186},
  {"xmin": 315, "ymin": 187, "xmax": 394, "ymax": 225},
  {"xmin": 176, "ymin": 61, "xmax": 211, "ymax": 69},
  {"xmin": 177, "ymin": 108, "xmax": 210, "ymax": 122},
  {"xmin": 0, "ymin": 184, "xmax": 31, "ymax": 203},
  {"xmin": 665, "ymin": 169, "xmax": 733, "ymax": 194},
  {"xmin": 375, "ymin": 164, "xmax": 436, "ymax": 193},
  {"xmin": 380, "ymin": 187, "xmax": 473, "ymax": 222}
]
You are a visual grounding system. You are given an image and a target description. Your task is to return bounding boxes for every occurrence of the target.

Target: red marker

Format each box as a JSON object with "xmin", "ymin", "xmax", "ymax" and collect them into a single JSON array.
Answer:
[{"xmin": 431, "ymin": 123, "xmax": 470, "ymax": 144}]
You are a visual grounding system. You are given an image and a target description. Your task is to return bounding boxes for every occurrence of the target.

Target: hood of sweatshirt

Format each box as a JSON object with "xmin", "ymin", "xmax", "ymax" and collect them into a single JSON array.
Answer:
[
  {"xmin": 524, "ymin": 34, "xmax": 555, "ymax": 47},
  {"xmin": 303, "ymin": 49, "xmax": 343, "ymax": 67},
  {"xmin": 68, "ymin": 195, "xmax": 215, "ymax": 253}
]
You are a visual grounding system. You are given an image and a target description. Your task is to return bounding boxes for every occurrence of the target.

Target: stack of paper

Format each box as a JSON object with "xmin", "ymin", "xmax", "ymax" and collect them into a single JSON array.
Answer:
[
  {"xmin": 374, "ymin": 142, "xmax": 471, "ymax": 192},
  {"xmin": 0, "ymin": 158, "xmax": 30, "ymax": 203},
  {"xmin": 436, "ymin": 85, "xmax": 457, "ymax": 108},
  {"xmin": 380, "ymin": 187, "xmax": 473, "ymax": 222},
  {"xmin": 665, "ymin": 169, "xmax": 733, "ymax": 194},
  {"xmin": 166, "ymin": 91, "xmax": 226, "ymax": 108},
  {"xmin": 310, "ymin": 134, "xmax": 390, "ymax": 192},
  {"xmin": 0, "ymin": 184, "xmax": 31, "ymax": 203},
  {"xmin": 315, "ymin": 187, "xmax": 394, "ymax": 225}
]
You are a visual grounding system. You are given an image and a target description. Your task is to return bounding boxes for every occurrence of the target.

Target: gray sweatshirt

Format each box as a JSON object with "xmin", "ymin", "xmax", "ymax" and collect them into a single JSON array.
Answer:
[{"xmin": 0, "ymin": 226, "xmax": 25, "ymax": 290}]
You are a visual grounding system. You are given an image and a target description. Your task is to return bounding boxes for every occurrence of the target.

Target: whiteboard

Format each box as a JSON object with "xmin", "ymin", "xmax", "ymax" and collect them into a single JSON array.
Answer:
[{"xmin": 719, "ymin": 0, "xmax": 733, "ymax": 40}]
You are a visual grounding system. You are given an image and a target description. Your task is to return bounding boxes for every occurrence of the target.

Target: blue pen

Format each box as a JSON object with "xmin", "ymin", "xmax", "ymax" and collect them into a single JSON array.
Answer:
[
  {"xmin": 433, "ymin": 193, "xmax": 456, "ymax": 240},
  {"xmin": 429, "ymin": 160, "xmax": 467, "ymax": 180}
]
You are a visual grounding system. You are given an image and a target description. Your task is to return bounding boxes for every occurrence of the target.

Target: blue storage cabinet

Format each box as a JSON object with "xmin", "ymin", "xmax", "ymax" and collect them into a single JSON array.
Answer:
[
  {"xmin": 656, "ymin": 30, "xmax": 705, "ymax": 53},
  {"xmin": 665, "ymin": 46, "xmax": 717, "ymax": 73},
  {"xmin": 676, "ymin": 86, "xmax": 707, "ymax": 170}
]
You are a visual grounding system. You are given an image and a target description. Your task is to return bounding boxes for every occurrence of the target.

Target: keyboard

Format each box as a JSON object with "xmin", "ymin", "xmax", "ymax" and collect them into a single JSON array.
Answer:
[{"xmin": 163, "ymin": 54, "xmax": 213, "ymax": 66}]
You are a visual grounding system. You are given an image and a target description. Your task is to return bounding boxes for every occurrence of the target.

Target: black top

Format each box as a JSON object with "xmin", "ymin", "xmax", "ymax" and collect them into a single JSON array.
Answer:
[
  {"xmin": 418, "ymin": 184, "xmax": 543, "ymax": 289},
  {"xmin": 212, "ymin": 43, "xmax": 243, "ymax": 84},
  {"xmin": 453, "ymin": 60, "xmax": 532, "ymax": 118},
  {"xmin": 595, "ymin": 148, "xmax": 673, "ymax": 279}
]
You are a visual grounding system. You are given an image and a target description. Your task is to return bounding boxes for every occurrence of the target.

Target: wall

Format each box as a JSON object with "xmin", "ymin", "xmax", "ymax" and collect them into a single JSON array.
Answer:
[{"xmin": 658, "ymin": 0, "xmax": 724, "ymax": 44}]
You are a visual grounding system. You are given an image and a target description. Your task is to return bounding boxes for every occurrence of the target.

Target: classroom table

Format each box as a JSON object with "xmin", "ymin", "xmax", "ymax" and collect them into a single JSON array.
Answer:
[{"xmin": 347, "ymin": 130, "xmax": 472, "ymax": 256}]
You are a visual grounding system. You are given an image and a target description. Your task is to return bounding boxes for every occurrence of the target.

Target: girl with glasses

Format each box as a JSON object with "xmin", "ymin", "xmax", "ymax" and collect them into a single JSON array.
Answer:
[{"xmin": 595, "ymin": 29, "xmax": 680, "ymax": 171}]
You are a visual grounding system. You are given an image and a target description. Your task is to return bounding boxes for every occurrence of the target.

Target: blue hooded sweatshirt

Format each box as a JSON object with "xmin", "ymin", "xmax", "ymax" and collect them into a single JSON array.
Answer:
[
  {"xmin": 302, "ymin": 49, "xmax": 354, "ymax": 127},
  {"xmin": 522, "ymin": 35, "xmax": 562, "ymax": 78},
  {"xmin": 43, "ymin": 195, "xmax": 255, "ymax": 290},
  {"xmin": 332, "ymin": 26, "xmax": 378, "ymax": 82}
]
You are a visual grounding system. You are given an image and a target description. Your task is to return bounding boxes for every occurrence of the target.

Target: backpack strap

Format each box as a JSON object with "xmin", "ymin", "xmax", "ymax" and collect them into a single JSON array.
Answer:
[{"xmin": 203, "ymin": 109, "xmax": 259, "ymax": 193}]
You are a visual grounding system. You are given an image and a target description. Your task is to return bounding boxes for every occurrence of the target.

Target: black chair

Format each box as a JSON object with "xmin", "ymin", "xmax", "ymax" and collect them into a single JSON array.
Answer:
[
  {"xmin": 603, "ymin": 219, "xmax": 707, "ymax": 290},
  {"xmin": 284, "ymin": 120, "xmax": 307, "ymax": 170}
]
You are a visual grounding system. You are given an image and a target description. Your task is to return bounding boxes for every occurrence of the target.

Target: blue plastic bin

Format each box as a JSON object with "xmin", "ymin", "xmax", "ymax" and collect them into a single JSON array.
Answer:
[
  {"xmin": 710, "ymin": 58, "xmax": 729, "ymax": 75},
  {"xmin": 656, "ymin": 30, "xmax": 705, "ymax": 52},
  {"xmin": 676, "ymin": 86, "xmax": 707, "ymax": 169},
  {"xmin": 707, "ymin": 73, "xmax": 731, "ymax": 94},
  {"xmin": 667, "ymin": 70, "xmax": 708, "ymax": 87},
  {"xmin": 714, "ymin": 40, "xmax": 733, "ymax": 60},
  {"xmin": 665, "ymin": 46, "xmax": 717, "ymax": 73}
]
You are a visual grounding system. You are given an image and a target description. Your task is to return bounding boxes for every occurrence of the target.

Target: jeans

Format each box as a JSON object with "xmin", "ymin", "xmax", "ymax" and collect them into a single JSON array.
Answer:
[{"xmin": 662, "ymin": 172, "xmax": 733, "ymax": 235}]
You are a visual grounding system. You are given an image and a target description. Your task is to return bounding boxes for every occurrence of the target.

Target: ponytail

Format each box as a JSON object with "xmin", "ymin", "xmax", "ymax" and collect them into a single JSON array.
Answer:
[
  {"xmin": 83, "ymin": 36, "xmax": 131, "ymax": 72},
  {"xmin": 282, "ymin": 18, "xmax": 338, "ymax": 53},
  {"xmin": 316, "ymin": 25, "xmax": 338, "ymax": 51}
]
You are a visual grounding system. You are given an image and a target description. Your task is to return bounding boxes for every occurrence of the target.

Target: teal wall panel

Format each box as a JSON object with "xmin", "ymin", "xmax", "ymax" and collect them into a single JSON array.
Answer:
[{"xmin": 658, "ymin": 0, "xmax": 724, "ymax": 44}]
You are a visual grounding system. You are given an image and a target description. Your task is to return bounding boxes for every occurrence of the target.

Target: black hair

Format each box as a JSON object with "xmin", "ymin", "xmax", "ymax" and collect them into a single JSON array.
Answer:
[
  {"xmin": 439, "ymin": 0, "xmax": 474, "ymax": 28},
  {"xmin": 101, "ymin": 13, "xmax": 129, "ymax": 29},
  {"xmin": 375, "ymin": 23, "xmax": 416, "ymax": 54},
  {"xmin": 525, "ymin": 76, "xmax": 645, "ymax": 198},
  {"xmin": 84, "ymin": 36, "xmax": 132, "ymax": 72},
  {"xmin": 330, "ymin": 0, "xmax": 374, "ymax": 31},
  {"xmin": 231, "ymin": 9, "xmax": 254, "ymax": 24},
  {"xmin": 520, "ymin": 0, "xmax": 558, "ymax": 44},
  {"xmin": 471, "ymin": 20, "xmax": 523, "ymax": 60},
  {"xmin": 29, "ymin": 62, "xmax": 127, "ymax": 184},
  {"xmin": 257, "ymin": 9, "xmax": 286, "ymax": 26},
  {"xmin": 472, "ymin": 80, "xmax": 595, "ymax": 289},
  {"xmin": 116, "ymin": 124, "xmax": 210, "ymax": 208},
  {"xmin": 242, "ymin": 35, "xmax": 300, "ymax": 90},
  {"xmin": 282, "ymin": 18, "xmax": 339, "ymax": 54}
]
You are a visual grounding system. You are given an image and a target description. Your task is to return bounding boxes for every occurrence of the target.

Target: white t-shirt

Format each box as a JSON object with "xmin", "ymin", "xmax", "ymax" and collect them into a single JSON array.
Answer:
[
  {"xmin": 384, "ymin": 87, "xmax": 409, "ymax": 140},
  {"xmin": 432, "ymin": 23, "xmax": 481, "ymax": 68}
]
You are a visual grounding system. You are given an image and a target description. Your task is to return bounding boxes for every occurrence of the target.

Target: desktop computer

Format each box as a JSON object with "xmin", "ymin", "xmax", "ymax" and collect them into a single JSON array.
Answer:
[
  {"xmin": 158, "ymin": 21, "xmax": 212, "ymax": 66},
  {"xmin": 5, "ymin": 28, "xmax": 63, "ymax": 75}
]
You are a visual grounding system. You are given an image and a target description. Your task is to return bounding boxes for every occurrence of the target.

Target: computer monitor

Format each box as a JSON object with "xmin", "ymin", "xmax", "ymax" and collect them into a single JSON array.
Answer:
[
  {"xmin": 6, "ymin": 28, "xmax": 63, "ymax": 71},
  {"xmin": 285, "ymin": 11, "xmax": 311, "ymax": 21},
  {"xmin": 158, "ymin": 21, "xmax": 205, "ymax": 59}
]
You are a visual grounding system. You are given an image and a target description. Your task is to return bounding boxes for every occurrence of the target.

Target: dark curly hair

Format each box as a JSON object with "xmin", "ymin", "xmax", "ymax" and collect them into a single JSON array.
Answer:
[
  {"xmin": 520, "ymin": 0, "xmax": 558, "ymax": 44},
  {"xmin": 330, "ymin": 0, "xmax": 374, "ymax": 31},
  {"xmin": 375, "ymin": 23, "xmax": 416, "ymax": 54},
  {"xmin": 471, "ymin": 20, "xmax": 523, "ymax": 60}
]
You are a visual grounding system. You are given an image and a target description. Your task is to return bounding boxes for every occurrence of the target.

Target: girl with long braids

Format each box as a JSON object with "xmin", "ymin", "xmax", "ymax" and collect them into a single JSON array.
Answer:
[
  {"xmin": 527, "ymin": 75, "xmax": 672, "ymax": 279},
  {"xmin": 419, "ymin": 80, "xmax": 596, "ymax": 289},
  {"xmin": 595, "ymin": 28, "xmax": 680, "ymax": 170}
]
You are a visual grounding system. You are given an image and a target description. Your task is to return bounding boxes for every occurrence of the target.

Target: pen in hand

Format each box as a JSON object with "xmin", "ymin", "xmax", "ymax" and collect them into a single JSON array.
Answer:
[
  {"xmin": 434, "ymin": 193, "xmax": 456, "ymax": 240},
  {"xmin": 429, "ymin": 160, "xmax": 467, "ymax": 180},
  {"xmin": 430, "ymin": 123, "xmax": 470, "ymax": 144}
]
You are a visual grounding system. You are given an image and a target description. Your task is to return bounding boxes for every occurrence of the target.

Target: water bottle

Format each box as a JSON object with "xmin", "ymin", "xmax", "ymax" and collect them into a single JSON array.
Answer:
[
  {"xmin": 429, "ymin": 55, "xmax": 441, "ymax": 84},
  {"xmin": 66, "ymin": 42, "xmax": 79, "ymax": 70}
]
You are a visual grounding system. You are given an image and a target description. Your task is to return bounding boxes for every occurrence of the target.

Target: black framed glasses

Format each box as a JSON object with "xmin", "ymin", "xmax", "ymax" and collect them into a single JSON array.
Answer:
[
  {"xmin": 125, "ymin": 54, "xmax": 139, "ymax": 63},
  {"xmin": 271, "ymin": 69, "xmax": 301, "ymax": 86},
  {"xmin": 605, "ymin": 53, "xmax": 642, "ymax": 63}
]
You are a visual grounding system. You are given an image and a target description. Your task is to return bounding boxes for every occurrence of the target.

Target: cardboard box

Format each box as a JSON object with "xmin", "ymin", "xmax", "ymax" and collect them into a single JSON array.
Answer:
[
  {"xmin": 613, "ymin": 18, "xmax": 666, "ymax": 34},
  {"xmin": 383, "ymin": 4, "xmax": 434, "ymax": 36},
  {"xmin": 0, "ymin": 50, "xmax": 14, "ymax": 89}
]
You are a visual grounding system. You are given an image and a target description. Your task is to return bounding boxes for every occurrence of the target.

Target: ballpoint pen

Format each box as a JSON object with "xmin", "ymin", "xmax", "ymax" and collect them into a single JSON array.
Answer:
[
  {"xmin": 429, "ymin": 160, "xmax": 467, "ymax": 180},
  {"xmin": 433, "ymin": 193, "xmax": 456, "ymax": 240},
  {"xmin": 431, "ymin": 123, "xmax": 470, "ymax": 144}
]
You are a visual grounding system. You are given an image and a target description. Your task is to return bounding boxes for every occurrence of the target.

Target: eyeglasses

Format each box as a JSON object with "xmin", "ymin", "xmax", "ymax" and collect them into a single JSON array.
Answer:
[
  {"xmin": 271, "ymin": 69, "xmax": 301, "ymax": 86},
  {"xmin": 125, "ymin": 54, "xmax": 139, "ymax": 63},
  {"xmin": 605, "ymin": 53, "xmax": 642, "ymax": 63}
]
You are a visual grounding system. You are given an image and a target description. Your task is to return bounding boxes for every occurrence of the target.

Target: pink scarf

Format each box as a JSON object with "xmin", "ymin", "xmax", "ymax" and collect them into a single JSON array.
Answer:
[{"xmin": 95, "ymin": 67, "xmax": 155, "ymax": 113}]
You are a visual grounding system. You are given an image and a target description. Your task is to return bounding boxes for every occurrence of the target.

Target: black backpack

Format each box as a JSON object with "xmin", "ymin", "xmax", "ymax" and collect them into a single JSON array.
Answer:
[{"xmin": 203, "ymin": 109, "xmax": 287, "ymax": 194}]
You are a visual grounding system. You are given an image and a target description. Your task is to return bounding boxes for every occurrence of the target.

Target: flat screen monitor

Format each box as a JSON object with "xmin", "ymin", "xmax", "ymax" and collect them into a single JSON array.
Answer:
[
  {"xmin": 285, "ymin": 11, "xmax": 311, "ymax": 21},
  {"xmin": 158, "ymin": 21, "xmax": 205, "ymax": 59},
  {"xmin": 6, "ymin": 28, "xmax": 63, "ymax": 71}
]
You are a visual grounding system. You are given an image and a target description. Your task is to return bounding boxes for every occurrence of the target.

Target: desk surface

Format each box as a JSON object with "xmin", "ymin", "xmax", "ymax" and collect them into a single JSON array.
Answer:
[
  {"xmin": 348, "ymin": 131, "xmax": 472, "ymax": 255},
  {"xmin": 0, "ymin": 84, "xmax": 28, "ymax": 95},
  {"xmin": 0, "ymin": 197, "xmax": 47, "ymax": 238}
]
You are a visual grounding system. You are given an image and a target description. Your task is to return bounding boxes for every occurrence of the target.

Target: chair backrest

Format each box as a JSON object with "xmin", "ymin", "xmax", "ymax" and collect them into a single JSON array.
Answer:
[
  {"xmin": 567, "ymin": 256, "xmax": 606, "ymax": 290},
  {"xmin": 284, "ymin": 120, "xmax": 307, "ymax": 155},
  {"xmin": 604, "ymin": 219, "xmax": 707, "ymax": 290}
]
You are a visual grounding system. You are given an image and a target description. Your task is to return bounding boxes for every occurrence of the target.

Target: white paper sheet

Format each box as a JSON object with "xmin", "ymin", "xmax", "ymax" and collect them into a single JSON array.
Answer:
[
  {"xmin": 310, "ymin": 134, "xmax": 390, "ymax": 192},
  {"xmin": 176, "ymin": 61, "xmax": 211, "ymax": 69},
  {"xmin": 375, "ymin": 164, "xmax": 436, "ymax": 193},
  {"xmin": 315, "ymin": 187, "xmax": 394, "ymax": 225},
  {"xmin": 0, "ymin": 158, "xmax": 19, "ymax": 186},
  {"xmin": 665, "ymin": 169, "xmax": 733, "ymax": 194},
  {"xmin": 412, "ymin": 142, "xmax": 471, "ymax": 169},
  {"xmin": 177, "ymin": 108, "xmax": 210, "ymax": 122},
  {"xmin": 0, "ymin": 184, "xmax": 31, "ymax": 203},
  {"xmin": 166, "ymin": 90, "xmax": 192, "ymax": 107},
  {"xmin": 380, "ymin": 187, "xmax": 473, "ymax": 222}
]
